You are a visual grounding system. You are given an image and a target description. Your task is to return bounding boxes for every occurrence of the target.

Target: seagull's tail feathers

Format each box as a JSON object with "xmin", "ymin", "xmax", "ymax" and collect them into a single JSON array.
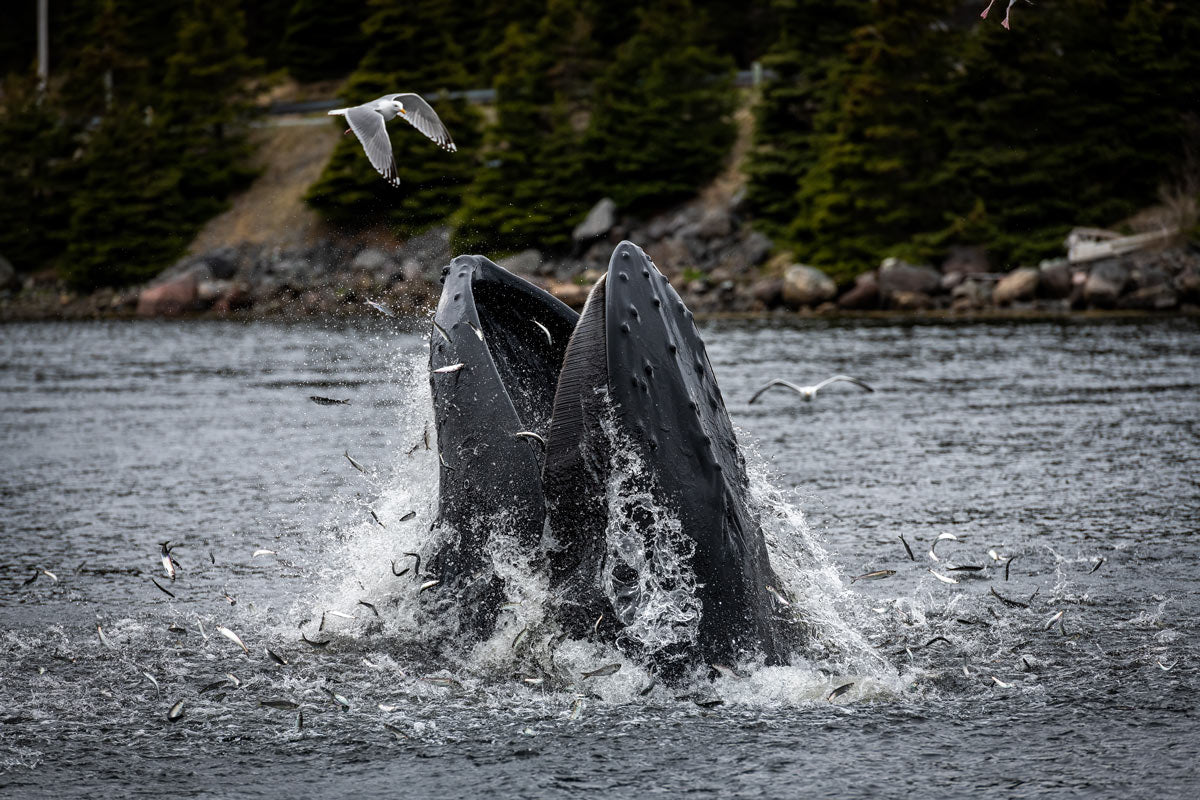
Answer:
[{"xmin": 327, "ymin": 108, "xmax": 349, "ymax": 117}]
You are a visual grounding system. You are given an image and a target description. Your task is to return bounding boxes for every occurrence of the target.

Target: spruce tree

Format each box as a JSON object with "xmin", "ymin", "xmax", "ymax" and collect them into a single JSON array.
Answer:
[
  {"xmin": 62, "ymin": 107, "xmax": 188, "ymax": 289},
  {"xmin": 744, "ymin": 0, "xmax": 869, "ymax": 241},
  {"xmin": 280, "ymin": 0, "xmax": 366, "ymax": 82},
  {"xmin": 305, "ymin": 0, "xmax": 482, "ymax": 237},
  {"xmin": 784, "ymin": 0, "xmax": 958, "ymax": 279},
  {"xmin": 0, "ymin": 77, "xmax": 81, "ymax": 272},
  {"xmin": 583, "ymin": 0, "xmax": 737, "ymax": 214},
  {"xmin": 161, "ymin": 0, "xmax": 259, "ymax": 225}
]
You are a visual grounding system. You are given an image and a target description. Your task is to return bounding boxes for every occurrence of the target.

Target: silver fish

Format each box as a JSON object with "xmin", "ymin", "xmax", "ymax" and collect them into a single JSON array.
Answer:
[
  {"xmin": 383, "ymin": 721, "xmax": 412, "ymax": 741},
  {"xmin": 433, "ymin": 363, "xmax": 464, "ymax": 374},
  {"xmin": 466, "ymin": 321, "xmax": 484, "ymax": 341},
  {"xmin": 358, "ymin": 600, "xmax": 381, "ymax": 618},
  {"xmin": 581, "ymin": 663, "xmax": 621, "ymax": 679},
  {"xmin": 325, "ymin": 688, "xmax": 351, "ymax": 710},
  {"xmin": 369, "ymin": 509, "xmax": 385, "ymax": 528},
  {"xmin": 991, "ymin": 676, "xmax": 1013, "ymax": 688},
  {"xmin": 344, "ymin": 450, "xmax": 366, "ymax": 473},
  {"xmin": 522, "ymin": 677, "xmax": 544, "ymax": 685},
  {"xmin": 297, "ymin": 710, "xmax": 304, "ymax": 731},
  {"xmin": 97, "ymin": 624, "xmax": 115, "ymax": 650},
  {"xmin": 851, "ymin": 569, "xmax": 896, "ymax": 583},
  {"xmin": 199, "ymin": 679, "xmax": 229, "ymax": 694},
  {"xmin": 929, "ymin": 532, "xmax": 958, "ymax": 562},
  {"xmin": 432, "ymin": 320, "xmax": 451, "ymax": 343},
  {"xmin": 167, "ymin": 699, "xmax": 185, "ymax": 722},
  {"xmin": 307, "ymin": 395, "xmax": 350, "ymax": 407},
  {"xmin": 513, "ymin": 431, "xmax": 546, "ymax": 448},
  {"xmin": 533, "ymin": 320, "xmax": 552, "ymax": 345},
  {"xmin": 399, "ymin": 511, "xmax": 416, "ymax": 522},
  {"xmin": 899, "ymin": 535, "xmax": 915, "ymax": 561},
  {"xmin": 252, "ymin": 549, "xmax": 276, "ymax": 558},
  {"xmin": 142, "ymin": 671, "xmax": 161, "ymax": 698},
  {"xmin": 151, "ymin": 578, "xmax": 175, "ymax": 598},
  {"xmin": 301, "ymin": 634, "xmax": 330, "ymax": 648},
  {"xmin": 365, "ymin": 299, "xmax": 395, "ymax": 317},
  {"xmin": 419, "ymin": 579, "xmax": 440, "ymax": 592},
  {"xmin": 990, "ymin": 587, "xmax": 1029, "ymax": 608},
  {"xmin": 712, "ymin": 664, "xmax": 743, "ymax": 680},
  {"xmin": 309, "ymin": 395, "xmax": 351, "ymax": 406},
  {"xmin": 765, "ymin": 584, "xmax": 791, "ymax": 606},
  {"xmin": 266, "ymin": 648, "xmax": 288, "ymax": 666},
  {"xmin": 225, "ymin": 673, "xmax": 242, "ymax": 688},
  {"xmin": 215, "ymin": 625, "xmax": 249, "ymax": 654},
  {"xmin": 512, "ymin": 625, "xmax": 529, "ymax": 650},
  {"xmin": 260, "ymin": 699, "xmax": 300, "ymax": 710},
  {"xmin": 1043, "ymin": 610, "xmax": 1064, "ymax": 630},
  {"xmin": 568, "ymin": 697, "xmax": 584, "ymax": 720},
  {"xmin": 41, "ymin": 569, "xmax": 58, "ymax": 582},
  {"xmin": 378, "ymin": 703, "xmax": 401, "ymax": 712},
  {"xmin": 928, "ymin": 569, "xmax": 958, "ymax": 585},
  {"xmin": 326, "ymin": 610, "xmax": 355, "ymax": 620},
  {"xmin": 422, "ymin": 676, "xmax": 463, "ymax": 690},
  {"xmin": 826, "ymin": 682, "xmax": 854, "ymax": 701},
  {"xmin": 160, "ymin": 543, "xmax": 176, "ymax": 581}
]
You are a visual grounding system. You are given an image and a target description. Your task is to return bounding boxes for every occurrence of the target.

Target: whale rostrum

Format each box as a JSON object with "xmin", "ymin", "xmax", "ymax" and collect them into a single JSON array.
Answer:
[{"xmin": 428, "ymin": 241, "xmax": 798, "ymax": 669}]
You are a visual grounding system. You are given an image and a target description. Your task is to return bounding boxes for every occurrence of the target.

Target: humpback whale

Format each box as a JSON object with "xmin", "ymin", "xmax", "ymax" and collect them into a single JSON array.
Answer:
[{"xmin": 428, "ymin": 241, "xmax": 797, "ymax": 669}]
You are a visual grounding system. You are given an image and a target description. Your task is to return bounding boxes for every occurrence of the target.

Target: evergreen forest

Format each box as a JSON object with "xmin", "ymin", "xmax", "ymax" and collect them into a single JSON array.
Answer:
[{"xmin": 1, "ymin": 0, "xmax": 1197, "ymax": 288}]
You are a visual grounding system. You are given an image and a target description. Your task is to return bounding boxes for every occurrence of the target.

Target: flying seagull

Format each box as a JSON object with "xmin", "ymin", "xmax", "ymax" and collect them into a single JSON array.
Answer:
[
  {"xmin": 328, "ymin": 93, "xmax": 456, "ymax": 187},
  {"xmin": 748, "ymin": 376, "xmax": 875, "ymax": 404}
]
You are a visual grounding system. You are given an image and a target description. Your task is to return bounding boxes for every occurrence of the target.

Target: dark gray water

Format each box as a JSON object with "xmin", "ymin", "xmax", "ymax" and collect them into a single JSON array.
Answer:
[{"xmin": 2, "ymin": 318, "xmax": 1198, "ymax": 798}]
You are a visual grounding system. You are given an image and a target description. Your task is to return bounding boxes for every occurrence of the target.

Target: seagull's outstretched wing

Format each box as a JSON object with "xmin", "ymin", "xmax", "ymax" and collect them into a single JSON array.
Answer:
[
  {"xmin": 345, "ymin": 105, "xmax": 400, "ymax": 187},
  {"xmin": 811, "ymin": 375, "xmax": 874, "ymax": 395},
  {"xmin": 391, "ymin": 93, "xmax": 457, "ymax": 152},
  {"xmin": 748, "ymin": 380, "xmax": 806, "ymax": 404}
]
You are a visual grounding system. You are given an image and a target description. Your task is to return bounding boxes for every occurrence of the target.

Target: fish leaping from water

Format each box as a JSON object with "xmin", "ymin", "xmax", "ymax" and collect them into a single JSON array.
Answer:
[
  {"xmin": 328, "ymin": 93, "xmax": 456, "ymax": 187},
  {"xmin": 748, "ymin": 376, "xmax": 875, "ymax": 404}
]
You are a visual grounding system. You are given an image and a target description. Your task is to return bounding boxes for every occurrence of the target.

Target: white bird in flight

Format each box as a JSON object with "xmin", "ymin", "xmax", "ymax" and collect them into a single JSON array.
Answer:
[
  {"xmin": 328, "ymin": 93, "xmax": 456, "ymax": 187},
  {"xmin": 748, "ymin": 376, "xmax": 875, "ymax": 404}
]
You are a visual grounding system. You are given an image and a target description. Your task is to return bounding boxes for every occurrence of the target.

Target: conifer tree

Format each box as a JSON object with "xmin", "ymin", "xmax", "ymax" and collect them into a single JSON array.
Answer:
[
  {"xmin": 62, "ymin": 107, "xmax": 187, "ymax": 289},
  {"xmin": 281, "ymin": 0, "xmax": 366, "ymax": 82},
  {"xmin": 0, "ymin": 77, "xmax": 81, "ymax": 272},
  {"xmin": 305, "ymin": 0, "xmax": 482, "ymax": 236},
  {"xmin": 744, "ymin": 0, "xmax": 868, "ymax": 241},
  {"xmin": 162, "ymin": 0, "xmax": 259, "ymax": 225},
  {"xmin": 583, "ymin": 0, "xmax": 737, "ymax": 214},
  {"xmin": 784, "ymin": 0, "xmax": 958, "ymax": 278}
]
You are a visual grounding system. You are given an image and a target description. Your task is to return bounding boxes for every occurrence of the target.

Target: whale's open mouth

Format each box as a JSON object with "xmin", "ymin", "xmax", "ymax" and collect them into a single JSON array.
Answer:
[{"xmin": 428, "ymin": 241, "xmax": 797, "ymax": 667}]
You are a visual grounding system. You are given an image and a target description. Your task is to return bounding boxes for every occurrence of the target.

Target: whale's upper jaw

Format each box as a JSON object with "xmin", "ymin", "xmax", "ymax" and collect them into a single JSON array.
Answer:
[{"xmin": 541, "ymin": 242, "xmax": 790, "ymax": 665}]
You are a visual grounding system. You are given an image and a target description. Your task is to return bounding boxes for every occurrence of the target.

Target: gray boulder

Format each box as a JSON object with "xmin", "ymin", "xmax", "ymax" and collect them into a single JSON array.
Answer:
[
  {"xmin": 740, "ymin": 230, "xmax": 773, "ymax": 267},
  {"xmin": 0, "ymin": 254, "xmax": 17, "ymax": 290},
  {"xmin": 572, "ymin": 198, "xmax": 617, "ymax": 243},
  {"xmin": 1173, "ymin": 266, "xmax": 1200, "ymax": 302},
  {"xmin": 878, "ymin": 257, "xmax": 941, "ymax": 299},
  {"xmin": 950, "ymin": 278, "xmax": 992, "ymax": 311},
  {"xmin": 993, "ymin": 267, "xmax": 1040, "ymax": 305},
  {"xmin": 751, "ymin": 278, "xmax": 784, "ymax": 308},
  {"xmin": 1083, "ymin": 259, "xmax": 1130, "ymax": 308},
  {"xmin": 1118, "ymin": 284, "xmax": 1178, "ymax": 310},
  {"xmin": 498, "ymin": 249, "xmax": 542, "ymax": 275},
  {"xmin": 1038, "ymin": 259, "xmax": 1072, "ymax": 298},
  {"xmin": 694, "ymin": 208, "xmax": 733, "ymax": 239},
  {"xmin": 400, "ymin": 225, "xmax": 451, "ymax": 272},
  {"xmin": 781, "ymin": 264, "xmax": 837, "ymax": 308}
]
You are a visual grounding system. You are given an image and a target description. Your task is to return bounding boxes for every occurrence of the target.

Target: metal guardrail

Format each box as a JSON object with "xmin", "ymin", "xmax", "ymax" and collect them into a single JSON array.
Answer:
[{"xmin": 265, "ymin": 67, "xmax": 772, "ymax": 116}]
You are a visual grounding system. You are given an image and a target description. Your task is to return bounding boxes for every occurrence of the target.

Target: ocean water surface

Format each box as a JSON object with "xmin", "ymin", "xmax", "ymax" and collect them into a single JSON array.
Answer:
[{"xmin": 1, "ymin": 317, "xmax": 1197, "ymax": 798}]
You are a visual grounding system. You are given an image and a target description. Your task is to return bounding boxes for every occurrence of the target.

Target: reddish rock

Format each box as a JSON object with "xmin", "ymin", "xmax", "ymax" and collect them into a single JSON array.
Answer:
[
  {"xmin": 137, "ymin": 273, "xmax": 198, "ymax": 317},
  {"xmin": 838, "ymin": 272, "xmax": 880, "ymax": 310},
  {"xmin": 751, "ymin": 278, "xmax": 784, "ymax": 308},
  {"xmin": 878, "ymin": 258, "xmax": 941, "ymax": 299},
  {"xmin": 548, "ymin": 282, "xmax": 590, "ymax": 308}
]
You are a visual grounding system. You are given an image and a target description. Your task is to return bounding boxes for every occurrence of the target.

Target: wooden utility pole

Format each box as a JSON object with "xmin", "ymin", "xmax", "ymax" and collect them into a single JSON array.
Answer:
[{"xmin": 37, "ymin": 0, "xmax": 49, "ymax": 94}]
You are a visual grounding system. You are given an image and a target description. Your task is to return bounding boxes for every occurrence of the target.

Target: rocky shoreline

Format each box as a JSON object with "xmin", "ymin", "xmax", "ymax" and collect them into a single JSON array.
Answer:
[{"xmin": 3, "ymin": 196, "xmax": 1199, "ymax": 322}]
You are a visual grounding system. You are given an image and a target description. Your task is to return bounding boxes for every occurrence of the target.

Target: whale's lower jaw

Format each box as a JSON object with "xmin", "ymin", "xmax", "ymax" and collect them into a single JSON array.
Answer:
[{"xmin": 428, "ymin": 242, "xmax": 795, "ymax": 668}]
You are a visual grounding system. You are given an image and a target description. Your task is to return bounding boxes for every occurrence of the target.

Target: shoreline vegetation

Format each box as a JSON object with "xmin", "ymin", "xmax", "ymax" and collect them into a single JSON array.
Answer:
[{"xmin": 3, "ymin": 1, "xmax": 1199, "ymax": 322}]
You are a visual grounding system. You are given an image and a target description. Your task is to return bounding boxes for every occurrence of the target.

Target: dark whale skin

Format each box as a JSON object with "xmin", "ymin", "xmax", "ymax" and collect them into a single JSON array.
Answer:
[
  {"xmin": 428, "ymin": 246, "xmax": 794, "ymax": 666},
  {"xmin": 428, "ymin": 255, "xmax": 577, "ymax": 636},
  {"xmin": 542, "ymin": 242, "xmax": 791, "ymax": 666}
]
